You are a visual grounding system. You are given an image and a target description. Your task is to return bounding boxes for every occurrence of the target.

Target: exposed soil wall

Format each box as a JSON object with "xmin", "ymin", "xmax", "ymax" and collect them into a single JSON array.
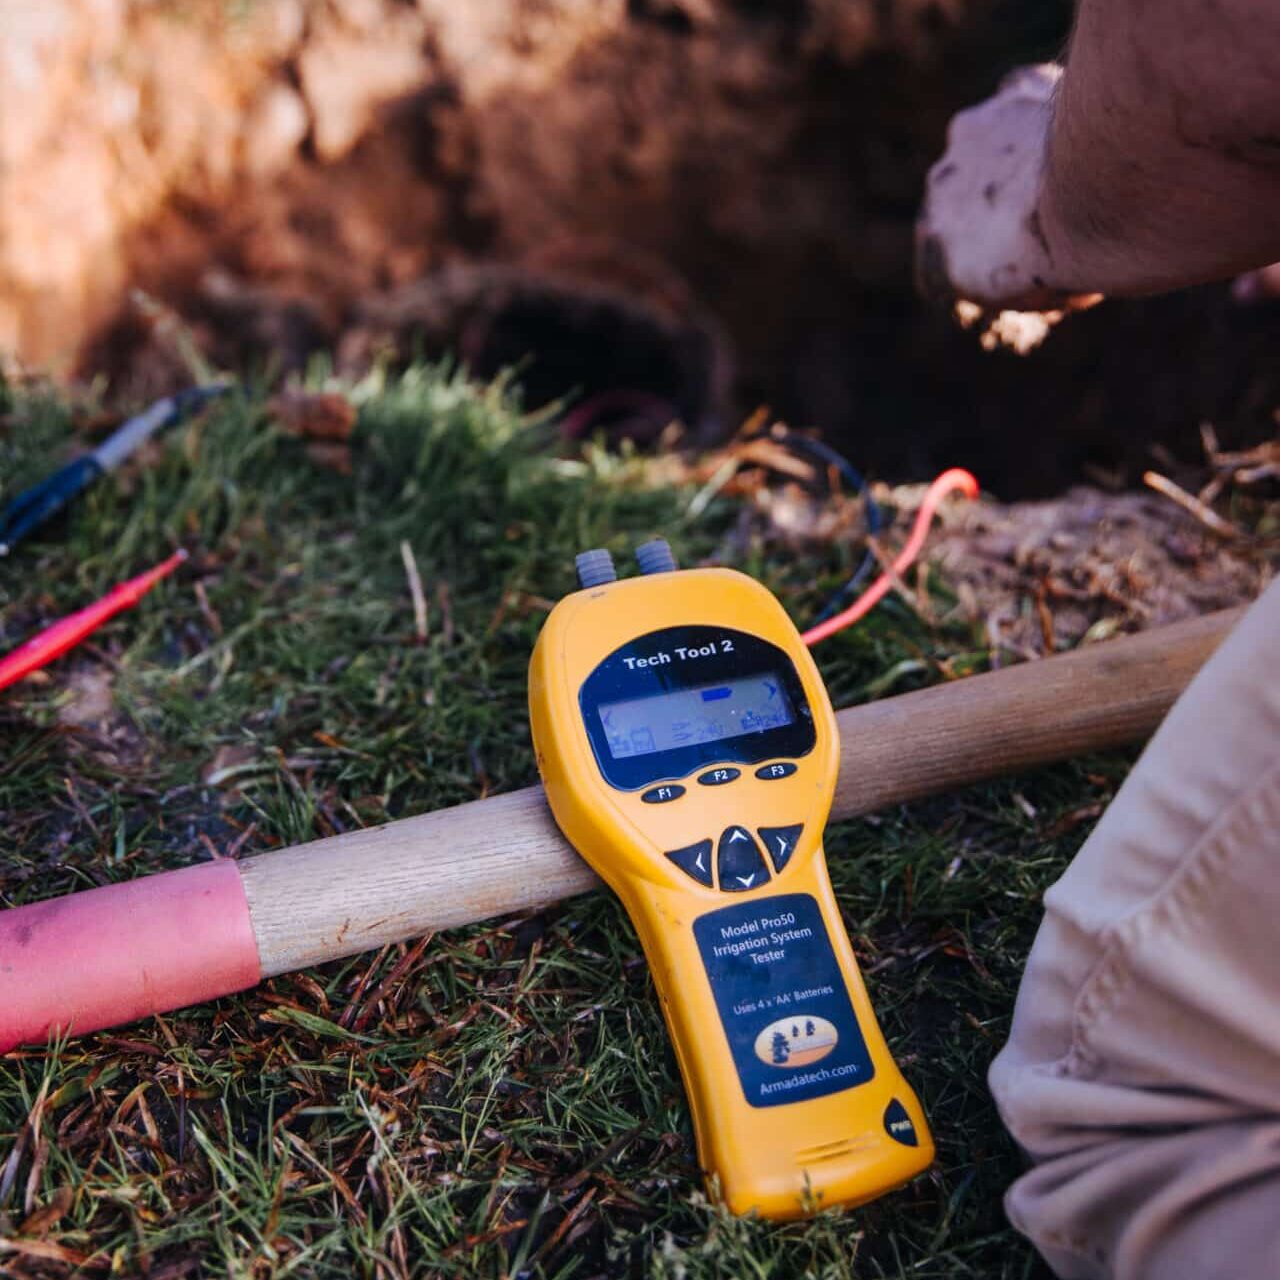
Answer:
[
  {"xmin": 3, "ymin": 0, "xmax": 1278, "ymax": 495},
  {"xmin": 2, "ymin": 0, "xmax": 985, "ymax": 361}
]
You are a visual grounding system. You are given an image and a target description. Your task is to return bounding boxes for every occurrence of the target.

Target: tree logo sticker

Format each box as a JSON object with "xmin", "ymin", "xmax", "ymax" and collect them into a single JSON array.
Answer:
[{"xmin": 753, "ymin": 1015, "xmax": 839, "ymax": 1068}]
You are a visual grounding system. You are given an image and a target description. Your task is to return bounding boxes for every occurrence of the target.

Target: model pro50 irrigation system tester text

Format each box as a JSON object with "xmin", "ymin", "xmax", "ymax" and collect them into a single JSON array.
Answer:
[{"xmin": 529, "ymin": 539, "xmax": 934, "ymax": 1219}]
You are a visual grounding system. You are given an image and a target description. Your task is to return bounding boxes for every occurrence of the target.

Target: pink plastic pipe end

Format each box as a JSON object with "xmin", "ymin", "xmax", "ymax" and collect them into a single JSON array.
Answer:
[{"xmin": 0, "ymin": 861, "xmax": 262, "ymax": 1053}]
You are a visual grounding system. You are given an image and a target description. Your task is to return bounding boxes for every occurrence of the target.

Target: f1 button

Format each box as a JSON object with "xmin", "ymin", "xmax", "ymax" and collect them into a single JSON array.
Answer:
[{"xmin": 642, "ymin": 784, "xmax": 685, "ymax": 804}]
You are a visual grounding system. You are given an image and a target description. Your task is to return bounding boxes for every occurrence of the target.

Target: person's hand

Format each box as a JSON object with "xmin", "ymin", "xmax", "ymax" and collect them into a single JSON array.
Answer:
[{"xmin": 915, "ymin": 65, "xmax": 1101, "ymax": 346}]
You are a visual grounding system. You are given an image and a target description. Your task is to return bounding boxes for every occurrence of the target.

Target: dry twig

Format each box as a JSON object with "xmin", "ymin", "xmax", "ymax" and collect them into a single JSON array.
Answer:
[{"xmin": 1142, "ymin": 470, "xmax": 1244, "ymax": 540}]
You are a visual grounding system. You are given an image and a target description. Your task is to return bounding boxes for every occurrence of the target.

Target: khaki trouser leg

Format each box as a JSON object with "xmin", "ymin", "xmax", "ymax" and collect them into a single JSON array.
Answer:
[{"xmin": 989, "ymin": 576, "xmax": 1280, "ymax": 1280}]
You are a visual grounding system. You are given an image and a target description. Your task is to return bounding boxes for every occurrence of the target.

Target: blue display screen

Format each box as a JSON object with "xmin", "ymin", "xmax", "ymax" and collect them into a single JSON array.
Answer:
[{"xmin": 598, "ymin": 674, "xmax": 795, "ymax": 759}]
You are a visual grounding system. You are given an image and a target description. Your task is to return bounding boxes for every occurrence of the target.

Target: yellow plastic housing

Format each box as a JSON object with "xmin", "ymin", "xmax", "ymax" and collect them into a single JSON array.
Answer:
[{"xmin": 529, "ymin": 567, "xmax": 933, "ymax": 1219}]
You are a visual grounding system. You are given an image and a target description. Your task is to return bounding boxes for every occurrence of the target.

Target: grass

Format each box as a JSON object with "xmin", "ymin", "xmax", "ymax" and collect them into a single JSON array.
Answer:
[{"xmin": 0, "ymin": 365, "xmax": 1123, "ymax": 1277}]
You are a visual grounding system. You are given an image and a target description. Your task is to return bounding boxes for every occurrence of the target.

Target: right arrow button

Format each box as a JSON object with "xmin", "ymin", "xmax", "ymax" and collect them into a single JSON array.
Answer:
[{"xmin": 757, "ymin": 824, "xmax": 804, "ymax": 874}]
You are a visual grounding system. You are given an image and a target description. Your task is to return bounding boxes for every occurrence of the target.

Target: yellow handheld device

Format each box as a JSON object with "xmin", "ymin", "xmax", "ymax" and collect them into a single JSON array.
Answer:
[{"xmin": 529, "ymin": 541, "xmax": 933, "ymax": 1219}]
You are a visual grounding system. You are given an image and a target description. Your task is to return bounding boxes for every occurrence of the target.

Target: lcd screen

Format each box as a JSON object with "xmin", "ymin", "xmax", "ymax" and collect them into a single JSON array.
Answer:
[{"xmin": 597, "ymin": 675, "xmax": 796, "ymax": 759}]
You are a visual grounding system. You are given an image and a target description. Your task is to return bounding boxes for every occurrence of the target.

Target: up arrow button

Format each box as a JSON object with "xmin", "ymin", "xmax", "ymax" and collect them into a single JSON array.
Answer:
[{"xmin": 717, "ymin": 826, "xmax": 768, "ymax": 892}]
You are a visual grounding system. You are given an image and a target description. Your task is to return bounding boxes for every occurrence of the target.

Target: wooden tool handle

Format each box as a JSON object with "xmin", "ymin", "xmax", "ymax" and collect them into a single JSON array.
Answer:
[
  {"xmin": 0, "ymin": 607, "xmax": 1242, "ymax": 1049},
  {"xmin": 240, "ymin": 607, "xmax": 1240, "ymax": 976},
  {"xmin": 829, "ymin": 607, "xmax": 1241, "ymax": 815}
]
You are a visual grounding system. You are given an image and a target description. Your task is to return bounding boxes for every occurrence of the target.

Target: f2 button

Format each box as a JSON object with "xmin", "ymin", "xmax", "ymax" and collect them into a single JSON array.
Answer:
[{"xmin": 698, "ymin": 767, "xmax": 740, "ymax": 787}]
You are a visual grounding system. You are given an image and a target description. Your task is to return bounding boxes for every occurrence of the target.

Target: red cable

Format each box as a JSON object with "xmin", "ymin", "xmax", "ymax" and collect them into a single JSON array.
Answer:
[
  {"xmin": 801, "ymin": 468, "xmax": 978, "ymax": 647},
  {"xmin": 0, "ymin": 549, "xmax": 187, "ymax": 693}
]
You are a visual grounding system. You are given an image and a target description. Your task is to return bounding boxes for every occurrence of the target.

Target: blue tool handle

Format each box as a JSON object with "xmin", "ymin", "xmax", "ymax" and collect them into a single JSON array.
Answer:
[
  {"xmin": 0, "ymin": 455, "xmax": 104, "ymax": 555},
  {"xmin": 0, "ymin": 383, "xmax": 231, "ymax": 556}
]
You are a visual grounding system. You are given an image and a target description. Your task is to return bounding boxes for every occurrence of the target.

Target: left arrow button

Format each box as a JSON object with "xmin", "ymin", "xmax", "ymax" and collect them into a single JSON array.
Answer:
[{"xmin": 665, "ymin": 839, "xmax": 714, "ymax": 887}]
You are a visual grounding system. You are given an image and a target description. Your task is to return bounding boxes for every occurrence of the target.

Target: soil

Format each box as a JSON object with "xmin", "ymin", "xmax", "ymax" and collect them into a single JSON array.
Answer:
[
  {"xmin": 926, "ymin": 484, "xmax": 1273, "ymax": 651},
  {"xmin": 681, "ymin": 426, "xmax": 1276, "ymax": 656},
  {"xmin": 4, "ymin": 0, "xmax": 1279, "ymax": 497}
]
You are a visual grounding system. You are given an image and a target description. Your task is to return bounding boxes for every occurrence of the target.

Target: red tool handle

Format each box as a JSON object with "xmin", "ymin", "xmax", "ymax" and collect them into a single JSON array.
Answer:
[{"xmin": 0, "ymin": 861, "xmax": 261, "ymax": 1053}]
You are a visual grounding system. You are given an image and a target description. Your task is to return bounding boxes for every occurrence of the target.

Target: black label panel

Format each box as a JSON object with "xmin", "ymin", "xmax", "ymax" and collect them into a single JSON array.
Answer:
[{"xmin": 692, "ymin": 893, "xmax": 874, "ymax": 1108}]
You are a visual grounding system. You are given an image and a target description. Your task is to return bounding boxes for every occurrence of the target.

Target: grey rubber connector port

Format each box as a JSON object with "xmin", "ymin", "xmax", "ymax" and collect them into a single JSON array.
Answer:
[
  {"xmin": 575, "ymin": 548, "xmax": 618, "ymax": 589},
  {"xmin": 636, "ymin": 538, "xmax": 678, "ymax": 575}
]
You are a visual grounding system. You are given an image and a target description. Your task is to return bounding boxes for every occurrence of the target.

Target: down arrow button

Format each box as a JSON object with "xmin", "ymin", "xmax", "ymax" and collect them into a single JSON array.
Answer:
[{"xmin": 717, "ymin": 826, "xmax": 769, "ymax": 892}]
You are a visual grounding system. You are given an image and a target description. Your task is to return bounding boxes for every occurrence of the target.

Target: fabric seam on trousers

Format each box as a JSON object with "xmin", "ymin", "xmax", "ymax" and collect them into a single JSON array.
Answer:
[
  {"xmin": 1007, "ymin": 771, "xmax": 1280, "ymax": 1272},
  {"xmin": 1059, "ymin": 759, "xmax": 1280, "ymax": 1082}
]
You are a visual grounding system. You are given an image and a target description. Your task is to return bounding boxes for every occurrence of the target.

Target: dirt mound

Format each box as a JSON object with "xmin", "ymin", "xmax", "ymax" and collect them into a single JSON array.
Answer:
[{"xmin": 930, "ymin": 486, "xmax": 1272, "ymax": 653}]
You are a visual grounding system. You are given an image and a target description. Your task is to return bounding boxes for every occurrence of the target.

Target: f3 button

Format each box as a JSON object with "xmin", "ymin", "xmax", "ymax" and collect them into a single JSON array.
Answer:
[{"xmin": 755, "ymin": 762, "xmax": 797, "ymax": 781}]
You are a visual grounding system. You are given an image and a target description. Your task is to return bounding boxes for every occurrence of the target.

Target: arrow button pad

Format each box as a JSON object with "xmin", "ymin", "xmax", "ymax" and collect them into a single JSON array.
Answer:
[
  {"xmin": 665, "ymin": 839, "xmax": 714, "ymax": 887},
  {"xmin": 758, "ymin": 824, "xmax": 804, "ymax": 874},
  {"xmin": 717, "ymin": 826, "xmax": 770, "ymax": 893}
]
